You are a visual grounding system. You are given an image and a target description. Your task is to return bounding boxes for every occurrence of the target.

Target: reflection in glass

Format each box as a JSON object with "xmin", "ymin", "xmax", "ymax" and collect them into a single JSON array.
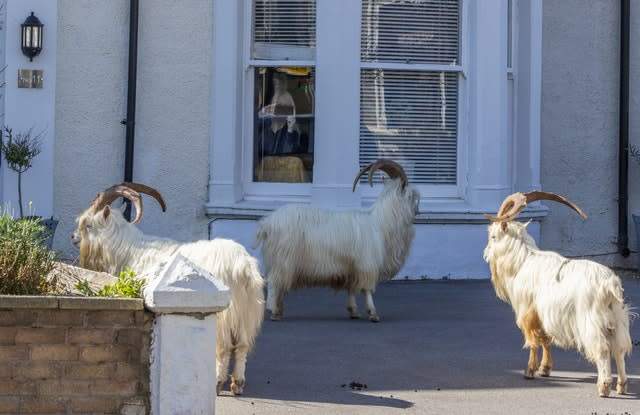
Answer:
[{"xmin": 254, "ymin": 67, "xmax": 315, "ymax": 183}]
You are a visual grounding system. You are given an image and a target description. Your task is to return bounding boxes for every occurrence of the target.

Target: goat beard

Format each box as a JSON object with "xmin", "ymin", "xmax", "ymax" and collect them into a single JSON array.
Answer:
[
  {"xmin": 79, "ymin": 240, "xmax": 107, "ymax": 273},
  {"xmin": 489, "ymin": 256, "xmax": 510, "ymax": 303}
]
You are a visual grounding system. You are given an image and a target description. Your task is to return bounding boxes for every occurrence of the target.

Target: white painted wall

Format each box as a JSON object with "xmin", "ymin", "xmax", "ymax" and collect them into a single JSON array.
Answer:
[
  {"xmin": 1, "ymin": 0, "xmax": 56, "ymax": 219},
  {"xmin": 628, "ymin": 0, "xmax": 640, "ymax": 263},
  {"xmin": 54, "ymin": 0, "xmax": 213, "ymax": 259},
  {"xmin": 541, "ymin": 0, "xmax": 640, "ymax": 268}
]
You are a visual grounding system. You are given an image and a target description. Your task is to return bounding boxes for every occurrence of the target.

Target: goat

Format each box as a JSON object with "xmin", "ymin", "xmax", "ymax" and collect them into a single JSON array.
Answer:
[
  {"xmin": 72, "ymin": 183, "xmax": 264, "ymax": 395},
  {"xmin": 253, "ymin": 159, "xmax": 420, "ymax": 322},
  {"xmin": 482, "ymin": 191, "xmax": 633, "ymax": 397}
]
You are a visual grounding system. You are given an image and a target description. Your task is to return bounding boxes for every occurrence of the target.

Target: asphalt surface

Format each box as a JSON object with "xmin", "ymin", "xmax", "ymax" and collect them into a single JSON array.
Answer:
[{"xmin": 217, "ymin": 278, "xmax": 640, "ymax": 415}]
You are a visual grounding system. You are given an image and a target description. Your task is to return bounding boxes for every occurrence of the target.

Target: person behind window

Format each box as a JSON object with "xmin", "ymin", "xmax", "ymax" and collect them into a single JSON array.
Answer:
[{"xmin": 257, "ymin": 72, "xmax": 302, "ymax": 156}]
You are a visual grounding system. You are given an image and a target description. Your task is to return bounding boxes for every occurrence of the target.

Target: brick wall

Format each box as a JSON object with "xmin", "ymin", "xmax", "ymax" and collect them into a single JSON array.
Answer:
[{"xmin": 0, "ymin": 296, "xmax": 152, "ymax": 414}]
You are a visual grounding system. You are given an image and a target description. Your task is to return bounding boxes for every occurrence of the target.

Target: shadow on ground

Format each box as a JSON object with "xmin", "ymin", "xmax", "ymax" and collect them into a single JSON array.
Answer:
[{"xmin": 218, "ymin": 279, "xmax": 640, "ymax": 414}]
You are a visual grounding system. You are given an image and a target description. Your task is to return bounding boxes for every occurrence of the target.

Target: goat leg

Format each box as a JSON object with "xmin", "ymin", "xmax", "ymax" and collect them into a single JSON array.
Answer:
[
  {"xmin": 347, "ymin": 289, "xmax": 361, "ymax": 319},
  {"xmin": 364, "ymin": 290, "xmax": 380, "ymax": 322}
]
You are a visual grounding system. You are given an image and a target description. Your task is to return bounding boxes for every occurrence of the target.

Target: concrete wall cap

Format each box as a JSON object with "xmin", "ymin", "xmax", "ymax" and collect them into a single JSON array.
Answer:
[{"xmin": 142, "ymin": 253, "xmax": 230, "ymax": 314}]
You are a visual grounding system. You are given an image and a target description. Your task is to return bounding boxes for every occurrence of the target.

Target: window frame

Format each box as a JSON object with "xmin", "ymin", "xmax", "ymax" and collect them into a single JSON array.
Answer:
[
  {"xmin": 241, "ymin": 0, "xmax": 316, "ymax": 200},
  {"xmin": 206, "ymin": 0, "xmax": 541, "ymax": 219},
  {"xmin": 358, "ymin": 0, "xmax": 468, "ymax": 201}
]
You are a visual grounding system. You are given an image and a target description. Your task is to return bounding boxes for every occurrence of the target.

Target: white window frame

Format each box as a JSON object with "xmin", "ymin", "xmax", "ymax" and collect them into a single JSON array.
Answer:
[
  {"xmin": 241, "ymin": 0, "xmax": 316, "ymax": 201},
  {"xmin": 206, "ymin": 0, "xmax": 542, "ymax": 220},
  {"xmin": 358, "ymin": 0, "xmax": 467, "ymax": 202}
]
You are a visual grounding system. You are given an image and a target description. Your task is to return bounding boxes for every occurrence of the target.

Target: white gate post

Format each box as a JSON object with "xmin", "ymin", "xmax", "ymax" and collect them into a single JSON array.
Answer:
[{"xmin": 143, "ymin": 253, "xmax": 230, "ymax": 415}]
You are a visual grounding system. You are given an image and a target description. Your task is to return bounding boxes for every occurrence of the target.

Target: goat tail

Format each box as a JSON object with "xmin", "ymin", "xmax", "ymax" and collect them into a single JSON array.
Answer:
[
  {"xmin": 252, "ymin": 221, "xmax": 267, "ymax": 250},
  {"xmin": 606, "ymin": 275, "xmax": 625, "ymax": 304},
  {"xmin": 605, "ymin": 274, "xmax": 634, "ymax": 357},
  {"xmin": 227, "ymin": 254, "xmax": 265, "ymax": 349}
]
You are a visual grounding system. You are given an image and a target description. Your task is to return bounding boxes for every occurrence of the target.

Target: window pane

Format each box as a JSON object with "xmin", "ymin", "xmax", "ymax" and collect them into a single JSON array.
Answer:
[
  {"xmin": 360, "ymin": 69, "xmax": 458, "ymax": 184},
  {"xmin": 254, "ymin": 67, "xmax": 315, "ymax": 183},
  {"xmin": 361, "ymin": 0, "xmax": 460, "ymax": 65},
  {"xmin": 253, "ymin": 0, "xmax": 316, "ymax": 60}
]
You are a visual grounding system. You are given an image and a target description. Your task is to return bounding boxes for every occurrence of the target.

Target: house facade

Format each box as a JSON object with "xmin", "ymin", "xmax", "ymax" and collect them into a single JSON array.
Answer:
[{"xmin": 0, "ymin": 0, "xmax": 638, "ymax": 278}]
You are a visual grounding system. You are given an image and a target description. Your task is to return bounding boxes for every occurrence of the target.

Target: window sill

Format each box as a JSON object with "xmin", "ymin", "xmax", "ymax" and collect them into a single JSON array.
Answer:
[{"xmin": 204, "ymin": 199, "xmax": 549, "ymax": 224}]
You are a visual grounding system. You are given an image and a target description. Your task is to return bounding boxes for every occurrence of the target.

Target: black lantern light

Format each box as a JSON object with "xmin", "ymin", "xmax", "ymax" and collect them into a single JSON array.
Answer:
[{"xmin": 21, "ymin": 12, "xmax": 43, "ymax": 61}]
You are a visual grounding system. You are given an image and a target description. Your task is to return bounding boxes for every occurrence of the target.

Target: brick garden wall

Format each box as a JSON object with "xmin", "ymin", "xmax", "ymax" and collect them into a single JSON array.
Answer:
[{"xmin": 0, "ymin": 296, "xmax": 153, "ymax": 414}]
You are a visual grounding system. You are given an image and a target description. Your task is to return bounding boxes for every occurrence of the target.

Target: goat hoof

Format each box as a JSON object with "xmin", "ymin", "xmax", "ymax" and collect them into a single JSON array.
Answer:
[
  {"xmin": 538, "ymin": 366, "xmax": 551, "ymax": 377},
  {"xmin": 347, "ymin": 307, "xmax": 361, "ymax": 319},
  {"xmin": 524, "ymin": 368, "xmax": 536, "ymax": 379},
  {"xmin": 231, "ymin": 379, "xmax": 245, "ymax": 395},
  {"xmin": 598, "ymin": 382, "xmax": 611, "ymax": 397},
  {"xmin": 369, "ymin": 315, "xmax": 380, "ymax": 323},
  {"xmin": 616, "ymin": 381, "xmax": 628, "ymax": 395},
  {"xmin": 216, "ymin": 381, "xmax": 224, "ymax": 396},
  {"xmin": 270, "ymin": 313, "xmax": 282, "ymax": 321}
]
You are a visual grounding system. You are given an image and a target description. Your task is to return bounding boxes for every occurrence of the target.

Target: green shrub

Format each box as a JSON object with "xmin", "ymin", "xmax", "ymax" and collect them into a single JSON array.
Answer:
[
  {"xmin": 75, "ymin": 267, "xmax": 145, "ymax": 298},
  {"xmin": 0, "ymin": 212, "xmax": 57, "ymax": 295}
]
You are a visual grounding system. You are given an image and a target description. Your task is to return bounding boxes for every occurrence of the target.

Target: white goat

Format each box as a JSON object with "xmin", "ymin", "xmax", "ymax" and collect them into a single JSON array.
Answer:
[
  {"xmin": 72, "ymin": 183, "xmax": 264, "ymax": 395},
  {"xmin": 483, "ymin": 191, "xmax": 633, "ymax": 397},
  {"xmin": 254, "ymin": 159, "xmax": 420, "ymax": 322}
]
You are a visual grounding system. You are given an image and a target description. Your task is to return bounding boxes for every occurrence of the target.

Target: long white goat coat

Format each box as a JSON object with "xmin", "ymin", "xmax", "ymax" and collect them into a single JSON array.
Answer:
[
  {"xmin": 486, "ymin": 221, "xmax": 632, "ymax": 364},
  {"xmin": 75, "ymin": 207, "xmax": 264, "ymax": 394},
  {"xmin": 255, "ymin": 178, "xmax": 417, "ymax": 309}
]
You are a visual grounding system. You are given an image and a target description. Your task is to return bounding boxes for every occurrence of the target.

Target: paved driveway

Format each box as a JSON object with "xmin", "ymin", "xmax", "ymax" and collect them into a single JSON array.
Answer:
[{"xmin": 217, "ymin": 279, "xmax": 640, "ymax": 415}]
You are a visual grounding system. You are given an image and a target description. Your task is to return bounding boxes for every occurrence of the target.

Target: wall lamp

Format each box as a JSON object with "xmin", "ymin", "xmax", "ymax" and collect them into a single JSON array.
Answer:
[{"xmin": 21, "ymin": 12, "xmax": 43, "ymax": 61}]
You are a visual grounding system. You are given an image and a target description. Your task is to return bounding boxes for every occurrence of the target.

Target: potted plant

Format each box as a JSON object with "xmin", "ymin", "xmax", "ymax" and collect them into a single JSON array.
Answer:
[{"xmin": 0, "ymin": 126, "xmax": 58, "ymax": 248}]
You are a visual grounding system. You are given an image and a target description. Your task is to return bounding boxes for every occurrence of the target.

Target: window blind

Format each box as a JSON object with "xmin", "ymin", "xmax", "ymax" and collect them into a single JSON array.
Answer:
[
  {"xmin": 361, "ymin": 0, "xmax": 460, "ymax": 65},
  {"xmin": 253, "ymin": 0, "xmax": 316, "ymax": 61},
  {"xmin": 360, "ymin": 0, "xmax": 460, "ymax": 185},
  {"xmin": 360, "ymin": 70, "xmax": 458, "ymax": 184}
]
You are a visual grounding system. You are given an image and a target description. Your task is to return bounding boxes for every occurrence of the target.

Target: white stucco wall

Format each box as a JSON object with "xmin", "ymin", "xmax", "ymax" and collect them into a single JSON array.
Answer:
[
  {"xmin": 1, "ymin": 0, "xmax": 56, "ymax": 219},
  {"xmin": 541, "ymin": 0, "xmax": 640, "ymax": 268},
  {"xmin": 54, "ymin": 0, "xmax": 212, "ymax": 259},
  {"xmin": 629, "ymin": 1, "xmax": 640, "ymax": 259}
]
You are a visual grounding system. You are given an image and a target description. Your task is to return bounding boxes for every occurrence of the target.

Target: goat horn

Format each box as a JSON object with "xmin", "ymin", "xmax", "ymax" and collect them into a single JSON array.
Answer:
[
  {"xmin": 486, "ymin": 191, "xmax": 587, "ymax": 223},
  {"xmin": 352, "ymin": 159, "xmax": 408, "ymax": 192},
  {"xmin": 90, "ymin": 184, "xmax": 145, "ymax": 224},
  {"xmin": 91, "ymin": 183, "xmax": 167, "ymax": 225},
  {"xmin": 122, "ymin": 182, "xmax": 167, "ymax": 212}
]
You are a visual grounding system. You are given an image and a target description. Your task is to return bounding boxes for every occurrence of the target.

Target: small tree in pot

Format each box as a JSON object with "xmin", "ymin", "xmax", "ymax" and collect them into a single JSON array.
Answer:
[
  {"xmin": 0, "ymin": 126, "xmax": 57, "ymax": 248},
  {"xmin": 1, "ymin": 126, "xmax": 42, "ymax": 218}
]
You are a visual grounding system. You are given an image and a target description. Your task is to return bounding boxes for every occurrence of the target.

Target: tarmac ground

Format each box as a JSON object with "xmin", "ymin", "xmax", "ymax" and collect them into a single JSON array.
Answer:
[{"xmin": 217, "ymin": 278, "xmax": 640, "ymax": 415}]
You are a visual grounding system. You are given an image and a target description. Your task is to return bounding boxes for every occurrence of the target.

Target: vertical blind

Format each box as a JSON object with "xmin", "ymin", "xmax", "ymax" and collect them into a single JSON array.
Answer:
[
  {"xmin": 360, "ymin": 0, "xmax": 460, "ymax": 185},
  {"xmin": 253, "ymin": 0, "xmax": 317, "ymax": 61}
]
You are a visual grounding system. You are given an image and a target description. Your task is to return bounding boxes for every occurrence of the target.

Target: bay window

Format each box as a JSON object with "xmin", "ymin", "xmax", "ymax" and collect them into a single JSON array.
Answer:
[{"xmin": 208, "ymin": 0, "xmax": 533, "ymax": 216}]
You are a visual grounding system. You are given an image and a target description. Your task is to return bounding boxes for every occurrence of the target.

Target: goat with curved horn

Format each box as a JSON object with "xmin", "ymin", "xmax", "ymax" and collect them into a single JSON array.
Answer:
[
  {"xmin": 90, "ymin": 182, "xmax": 167, "ymax": 225},
  {"xmin": 482, "ymin": 191, "xmax": 631, "ymax": 397},
  {"xmin": 352, "ymin": 159, "xmax": 409, "ymax": 192},
  {"xmin": 485, "ymin": 191, "xmax": 587, "ymax": 224},
  {"xmin": 72, "ymin": 182, "xmax": 264, "ymax": 395},
  {"xmin": 257, "ymin": 158, "xmax": 419, "ymax": 322}
]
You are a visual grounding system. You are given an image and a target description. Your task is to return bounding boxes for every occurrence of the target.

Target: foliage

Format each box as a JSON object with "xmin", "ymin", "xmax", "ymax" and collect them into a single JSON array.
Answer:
[
  {"xmin": 0, "ymin": 211, "xmax": 58, "ymax": 295},
  {"xmin": 1, "ymin": 127, "xmax": 42, "ymax": 173},
  {"xmin": 74, "ymin": 267, "xmax": 146, "ymax": 298},
  {"xmin": 0, "ymin": 127, "xmax": 43, "ymax": 218}
]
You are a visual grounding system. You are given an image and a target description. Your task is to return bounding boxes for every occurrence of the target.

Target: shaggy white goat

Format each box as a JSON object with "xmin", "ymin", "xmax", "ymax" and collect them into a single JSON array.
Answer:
[
  {"xmin": 72, "ymin": 183, "xmax": 264, "ymax": 395},
  {"xmin": 483, "ymin": 191, "xmax": 633, "ymax": 397},
  {"xmin": 254, "ymin": 159, "xmax": 420, "ymax": 322}
]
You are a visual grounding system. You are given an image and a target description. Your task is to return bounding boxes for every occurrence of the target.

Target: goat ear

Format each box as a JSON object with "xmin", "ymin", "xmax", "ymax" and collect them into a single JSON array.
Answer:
[{"xmin": 103, "ymin": 206, "xmax": 111, "ymax": 220}]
